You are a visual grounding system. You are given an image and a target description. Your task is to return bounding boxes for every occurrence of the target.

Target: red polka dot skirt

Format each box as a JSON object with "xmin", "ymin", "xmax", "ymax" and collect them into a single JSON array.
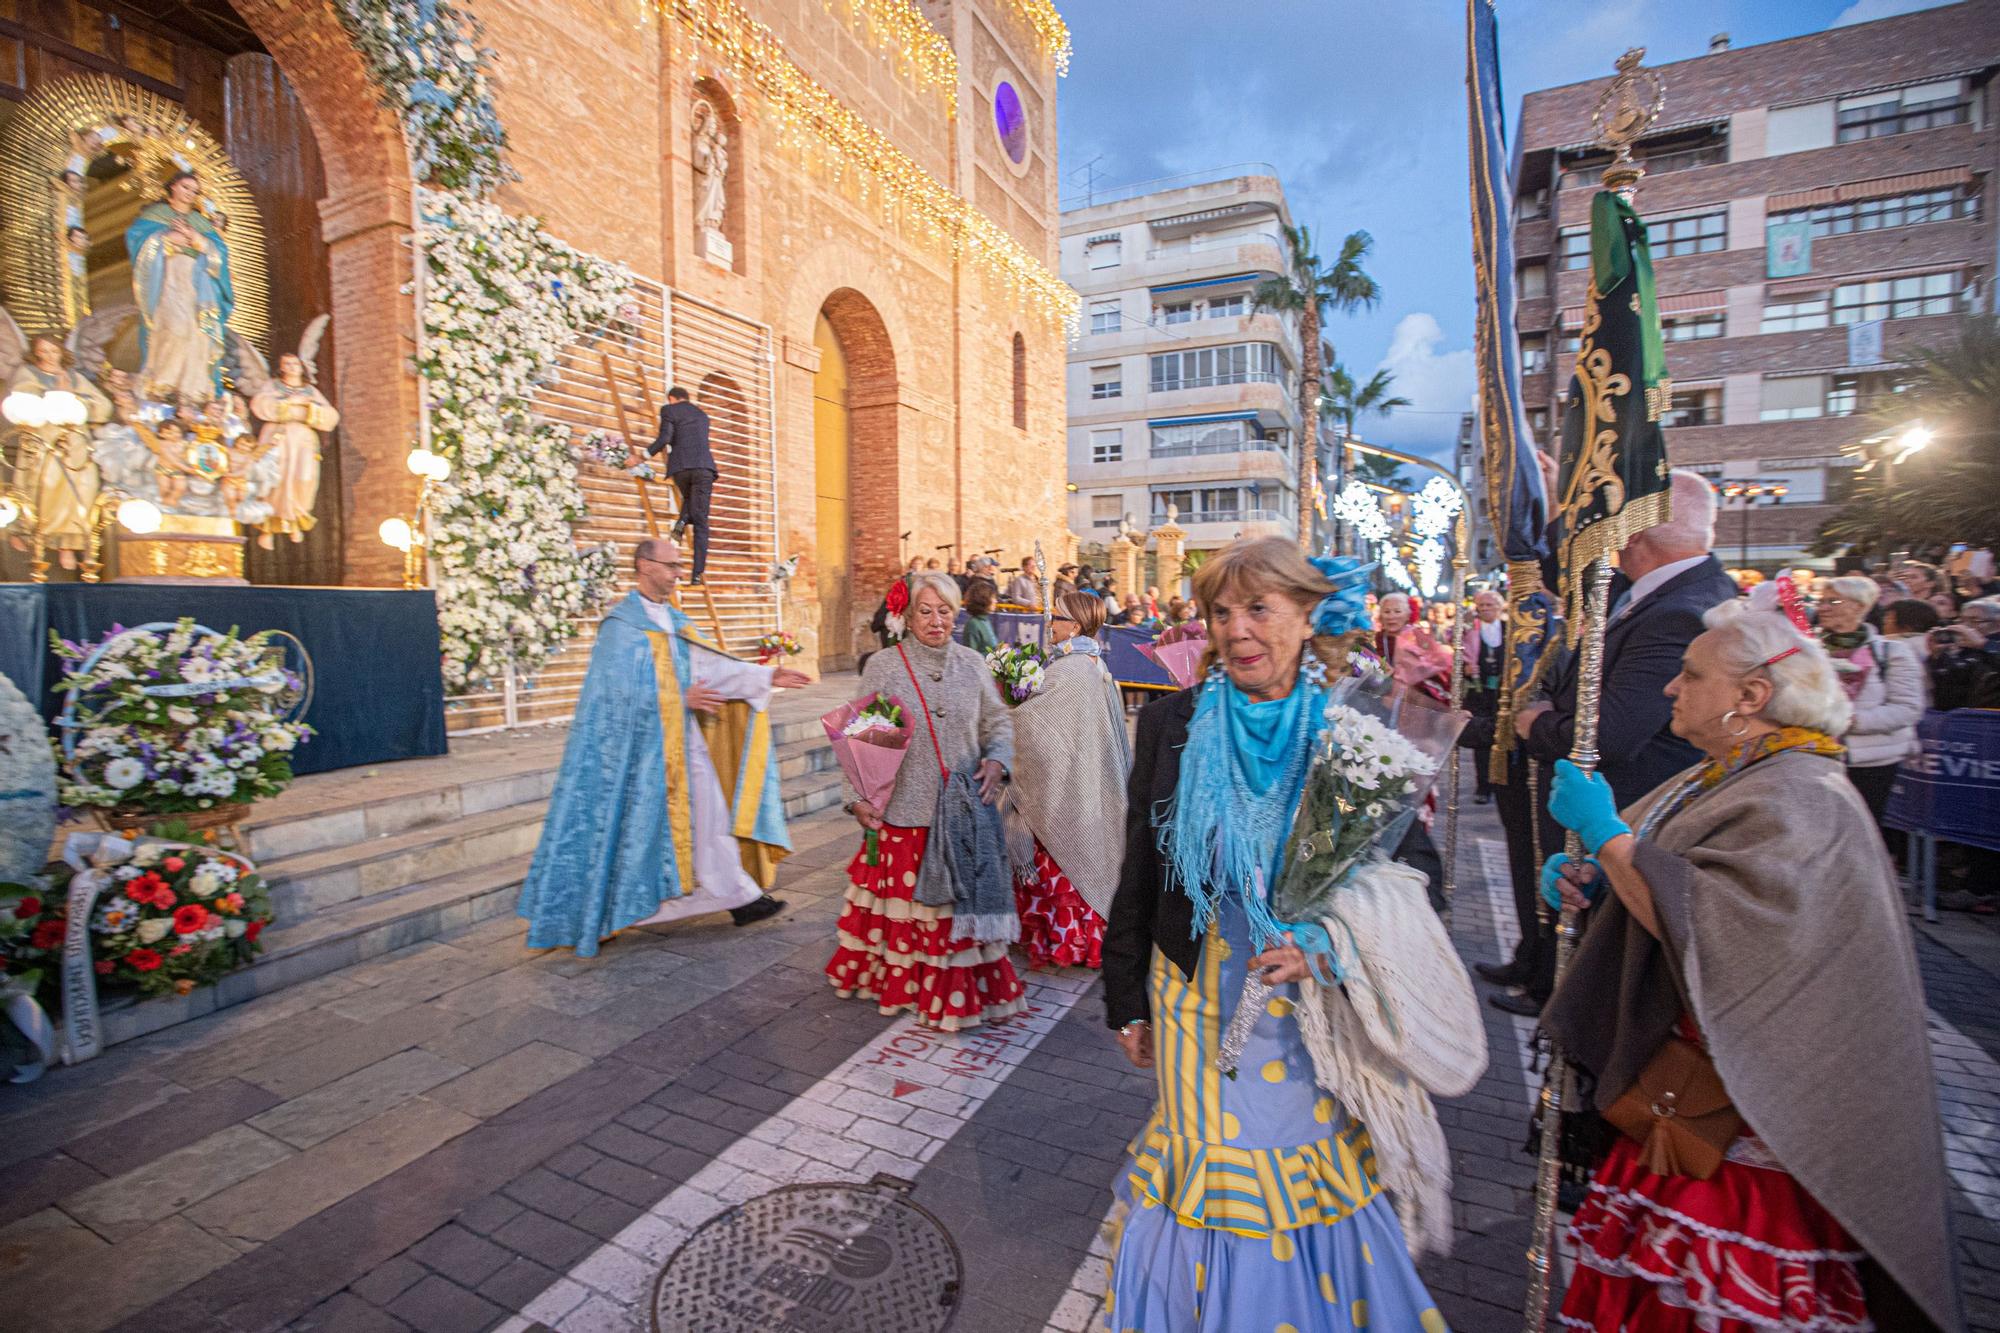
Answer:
[
  {"xmin": 1013, "ymin": 839, "xmax": 1104, "ymax": 971},
  {"xmin": 825, "ymin": 824, "xmax": 1025, "ymax": 1031}
]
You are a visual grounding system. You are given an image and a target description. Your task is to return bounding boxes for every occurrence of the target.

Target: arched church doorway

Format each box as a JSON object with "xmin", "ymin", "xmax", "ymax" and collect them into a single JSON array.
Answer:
[
  {"xmin": 812, "ymin": 289, "xmax": 898, "ymax": 673},
  {"xmin": 811, "ymin": 312, "xmax": 851, "ymax": 671}
]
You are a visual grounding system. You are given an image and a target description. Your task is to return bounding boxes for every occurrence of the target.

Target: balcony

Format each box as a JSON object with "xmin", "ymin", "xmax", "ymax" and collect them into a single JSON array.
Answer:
[{"xmin": 1141, "ymin": 232, "xmax": 1288, "ymax": 283}]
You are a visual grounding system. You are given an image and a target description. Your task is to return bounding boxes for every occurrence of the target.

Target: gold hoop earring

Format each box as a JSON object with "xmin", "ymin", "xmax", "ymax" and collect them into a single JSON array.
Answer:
[{"xmin": 1722, "ymin": 709, "xmax": 1750, "ymax": 738}]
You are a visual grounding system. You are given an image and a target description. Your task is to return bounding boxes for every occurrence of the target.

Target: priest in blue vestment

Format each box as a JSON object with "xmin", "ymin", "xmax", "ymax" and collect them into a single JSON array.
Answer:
[{"xmin": 518, "ymin": 538, "xmax": 812, "ymax": 955}]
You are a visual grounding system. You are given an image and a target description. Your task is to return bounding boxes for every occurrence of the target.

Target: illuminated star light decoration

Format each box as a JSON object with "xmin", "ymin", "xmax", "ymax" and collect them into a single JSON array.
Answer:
[
  {"xmin": 1410, "ymin": 475, "xmax": 1464, "ymax": 540},
  {"xmin": 1382, "ymin": 552, "xmax": 1416, "ymax": 593},
  {"xmin": 1333, "ymin": 481, "xmax": 1391, "ymax": 544},
  {"xmin": 1413, "ymin": 536, "xmax": 1447, "ymax": 599},
  {"xmin": 665, "ymin": 0, "xmax": 1079, "ymax": 332}
]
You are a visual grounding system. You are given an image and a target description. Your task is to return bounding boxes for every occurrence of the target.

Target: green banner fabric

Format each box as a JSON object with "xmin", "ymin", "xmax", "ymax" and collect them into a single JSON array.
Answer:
[{"xmin": 1555, "ymin": 190, "xmax": 1673, "ymax": 629}]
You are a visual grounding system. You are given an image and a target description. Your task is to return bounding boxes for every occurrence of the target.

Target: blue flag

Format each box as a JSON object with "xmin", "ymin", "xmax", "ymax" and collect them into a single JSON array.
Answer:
[{"xmin": 1466, "ymin": 0, "xmax": 1555, "ymax": 779}]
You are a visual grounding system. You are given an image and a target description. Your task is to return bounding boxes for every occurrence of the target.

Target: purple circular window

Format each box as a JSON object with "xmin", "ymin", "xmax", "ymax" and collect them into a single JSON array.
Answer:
[{"xmin": 993, "ymin": 81, "xmax": 1029, "ymax": 164}]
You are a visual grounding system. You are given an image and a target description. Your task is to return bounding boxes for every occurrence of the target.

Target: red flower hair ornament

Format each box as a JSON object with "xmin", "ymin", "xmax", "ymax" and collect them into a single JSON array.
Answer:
[{"xmin": 883, "ymin": 577, "xmax": 910, "ymax": 642}]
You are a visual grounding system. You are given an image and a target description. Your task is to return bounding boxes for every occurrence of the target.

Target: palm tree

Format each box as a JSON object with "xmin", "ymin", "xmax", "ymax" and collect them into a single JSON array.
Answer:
[
  {"xmin": 1322, "ymin": 356, "xmax": 1414, "ymax": 496},
  {"xmin": 1815, "ymin": 317, "xmax": 2000, "ymax": 552},
  {"xmin": 1255, "ymin": 225, "xmax": 1383, "ymax": 547}
]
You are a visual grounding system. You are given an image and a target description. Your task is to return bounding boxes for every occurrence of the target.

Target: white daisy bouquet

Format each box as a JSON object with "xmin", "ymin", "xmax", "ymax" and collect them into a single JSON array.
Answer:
[
  {"xmin": 51, "ymin": 620, "xmax": 313, "ymax": 816},
  {"xmin": 1269, "ymin": 669, "xmax": 1467, "ymax": 924},
  {"xmin": 984, "ymin": 642, "xmax": 1048, "ymax": 705}
]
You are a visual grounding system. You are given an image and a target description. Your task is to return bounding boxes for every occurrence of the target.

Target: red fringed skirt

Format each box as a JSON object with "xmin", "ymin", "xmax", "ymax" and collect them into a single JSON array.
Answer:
[
  {"xmin": 1561, "ymin": 1098, "xmax": 1871, "ymax": 1330},
  {"xmin": 1012, "ymin": 839, "xmax": 1104, "ymax": 970},
  {"xmin": 825, "ymin": 824, "xmax": 1025, "ymax": 1031}
]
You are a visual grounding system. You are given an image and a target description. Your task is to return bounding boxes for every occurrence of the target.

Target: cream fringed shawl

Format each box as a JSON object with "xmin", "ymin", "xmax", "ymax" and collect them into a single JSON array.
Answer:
[
  {"xmin": 1294, "ymin": 860, "xmax": 1488, "ymax": 1260},
  {"xmin": 1546, "ymin": 748, "xmax": 1963, "ymax": 1332},
  {"xmin": 1007, "ymin": 651, "xmax": 1131, "ymax": 918}
]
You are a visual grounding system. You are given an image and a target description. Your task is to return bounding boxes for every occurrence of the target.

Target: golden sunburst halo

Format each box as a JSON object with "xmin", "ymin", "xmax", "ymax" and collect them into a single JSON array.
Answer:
[{"xmin": 0, "ymin": 74, "xmax": 269, "ymax": 346}]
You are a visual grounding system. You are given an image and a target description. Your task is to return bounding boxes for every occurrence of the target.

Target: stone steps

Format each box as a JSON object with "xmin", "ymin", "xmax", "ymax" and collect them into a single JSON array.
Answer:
[{"xmin": 86, "ymin": 680, "xmax": 858, "ymax": 1053}]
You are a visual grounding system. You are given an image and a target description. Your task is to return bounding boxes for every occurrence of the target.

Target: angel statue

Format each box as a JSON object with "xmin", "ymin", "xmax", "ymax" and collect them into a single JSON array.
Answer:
[
  {"xmin": 2, "ymin": 314, "xmax": 112, "ymax": 570},
  {"xmin": 126, "ymin": 170, "xmax": 232, "ymax": 405},
  {"xmin": 234, "ymin": 318, "xmax": 336, "ymax": 548}
]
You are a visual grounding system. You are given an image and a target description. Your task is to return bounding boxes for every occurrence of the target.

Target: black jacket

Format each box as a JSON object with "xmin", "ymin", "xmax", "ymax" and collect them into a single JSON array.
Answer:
[
  {"xmin": 1102, "ymin": 688, "xmax": 1201, "ymax": 1030},
  {"xmin": 648, "ymin": 400, "xmax": 715, "ymax": 474},
  {"xmin": 1525, "ymin": 555, "xmax": 1739, "ymax": 808}
]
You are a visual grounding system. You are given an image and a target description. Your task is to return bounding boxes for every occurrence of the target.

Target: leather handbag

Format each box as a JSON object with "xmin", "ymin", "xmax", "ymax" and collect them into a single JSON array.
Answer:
[{"xmin": 1604, "ymin": 1036, "xmax": 1744, "ymax": 1180}]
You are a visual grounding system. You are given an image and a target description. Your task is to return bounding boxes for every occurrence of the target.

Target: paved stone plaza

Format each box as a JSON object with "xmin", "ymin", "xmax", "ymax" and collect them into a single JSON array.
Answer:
[{"xmin": 2, "ymin": 780, "xmax": 1996, "ymax": 1333}]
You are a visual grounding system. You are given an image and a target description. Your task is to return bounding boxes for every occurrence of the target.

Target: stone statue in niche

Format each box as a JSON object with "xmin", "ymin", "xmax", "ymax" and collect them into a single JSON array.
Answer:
[{"xmin": 691, "ymin": 99, "xmax": 732, "ymax": 268}]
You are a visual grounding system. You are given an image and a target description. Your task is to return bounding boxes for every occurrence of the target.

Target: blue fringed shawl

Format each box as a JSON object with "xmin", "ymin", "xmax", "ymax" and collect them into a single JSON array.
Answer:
[{"xmin": 1157, "ymin": 673, "xmax": 1325, "ymax": 948}]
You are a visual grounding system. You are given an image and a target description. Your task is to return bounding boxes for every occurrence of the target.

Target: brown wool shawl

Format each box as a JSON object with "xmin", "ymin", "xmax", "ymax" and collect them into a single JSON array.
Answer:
[{"xmin": 1545, "ymin": 748, "xmax": 1963, "ymax": 1332}]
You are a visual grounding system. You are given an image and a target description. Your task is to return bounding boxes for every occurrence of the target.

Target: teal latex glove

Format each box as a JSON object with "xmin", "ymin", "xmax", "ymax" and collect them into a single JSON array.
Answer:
[
  {"xmin": 1549, "ymin": 758, "xmax": 1631, "ymax": 854},
  {"xmin": 1540, "ymin": 853, "xmax": 1602, "ymax": 913}
]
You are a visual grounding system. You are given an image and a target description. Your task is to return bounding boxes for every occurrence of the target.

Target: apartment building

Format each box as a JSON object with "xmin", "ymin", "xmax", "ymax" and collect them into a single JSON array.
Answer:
[
  {"xmin": 1512, "ymin": 1, "xmax": 2000, "ymax": 566},
  {"xmin": 1060, "ymin": 169, "xmax": 1305, "ymax": 556}
]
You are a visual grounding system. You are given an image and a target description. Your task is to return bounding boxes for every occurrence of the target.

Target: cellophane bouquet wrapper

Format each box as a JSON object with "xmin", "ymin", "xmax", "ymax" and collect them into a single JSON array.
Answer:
[
  {"xmin": 1271, "ymin": 669, "xmax": 1469, "ymax": 925},
  {"xmin": 1138, "ymin": 638, "xmax": 1206, "ymax": 691},
  {"xmin": 821, "ymin": 695, "xmax": 913, "ymax": 812}
]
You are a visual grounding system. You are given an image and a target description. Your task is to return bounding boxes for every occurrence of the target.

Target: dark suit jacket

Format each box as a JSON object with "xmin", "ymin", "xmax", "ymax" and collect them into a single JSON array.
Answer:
[
  {"xmin": 648, "ymin": 400, "xmax": 715, "ymax": 473},
  {"xmin": 1102, "ymin": 688, "xmax": 1200, "ymax": 1030},
  {"xmin": 1524, "ymin": 554, "xmax": 1739, "ymax": 808}
]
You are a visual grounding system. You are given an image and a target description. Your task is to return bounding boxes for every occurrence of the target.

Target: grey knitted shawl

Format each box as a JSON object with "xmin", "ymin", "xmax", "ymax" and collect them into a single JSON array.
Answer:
[{"xmin": 1546, "ymin": 748, "xmax": 1962, "ymax": 1332}]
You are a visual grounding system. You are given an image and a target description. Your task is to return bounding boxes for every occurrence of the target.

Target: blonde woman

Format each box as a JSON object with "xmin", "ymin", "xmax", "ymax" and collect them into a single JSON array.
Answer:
[{"xmin": 1100, "ymin": 538, "xmax": 1448, "ymax": 1330}]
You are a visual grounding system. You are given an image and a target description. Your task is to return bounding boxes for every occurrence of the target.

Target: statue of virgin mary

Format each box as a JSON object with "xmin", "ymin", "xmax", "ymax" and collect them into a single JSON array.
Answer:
[{"xmin": 126, "ymin": 170, "xmax": 232, "ymax": 404}]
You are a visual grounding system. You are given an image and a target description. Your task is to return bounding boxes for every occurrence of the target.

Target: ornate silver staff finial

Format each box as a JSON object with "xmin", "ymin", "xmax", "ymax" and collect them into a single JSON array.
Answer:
[{"xmin": 1592, "ymin": 47, "xmax": 1665, "ymax": 201}]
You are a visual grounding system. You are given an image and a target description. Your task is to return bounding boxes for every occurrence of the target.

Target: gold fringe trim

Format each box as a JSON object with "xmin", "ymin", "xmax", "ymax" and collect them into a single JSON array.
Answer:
[{"xmin": 1561, "ymin": 487, "xmax": 1673, "ymax": 646}]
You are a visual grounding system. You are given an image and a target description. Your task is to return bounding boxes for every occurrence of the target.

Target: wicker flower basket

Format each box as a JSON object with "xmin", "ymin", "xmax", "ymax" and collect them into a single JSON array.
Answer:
[{"xmin": 88, "ymin": 802, "xmax": 253, "ymax": 851}]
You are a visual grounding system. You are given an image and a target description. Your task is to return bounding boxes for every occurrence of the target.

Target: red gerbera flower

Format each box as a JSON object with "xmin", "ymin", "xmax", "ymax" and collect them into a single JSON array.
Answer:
[
  {"xmin": 13, "ymin": 897, "xmax": 42, "ymax": 920},
  {"xmin": 162, "ymin": 857, "xmax": 185, "ymax": 872},
  {"xmin": 172, "ymin": 904, "xmax": 209, "ymax": 935},
  {"xmin": 127, "ymin": 948, "xmax": 162, "ymax": 971},
  {"xmin": 245, "ymin": 920, "xmax": 264, "ymax": 943},
  {"xmin": 29, "ymin": 920, "xmax": 64, "ymax": 951}
]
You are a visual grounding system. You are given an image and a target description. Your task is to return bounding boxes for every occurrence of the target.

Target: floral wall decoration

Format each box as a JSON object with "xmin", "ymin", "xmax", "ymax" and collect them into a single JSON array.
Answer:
[
  {"xmin": 332, "ymin": 0, "xmax": 514, "ymax": 196},
  {"xmin": 416, "ymin": 189, "xmax": 631, "ymax": 690}
]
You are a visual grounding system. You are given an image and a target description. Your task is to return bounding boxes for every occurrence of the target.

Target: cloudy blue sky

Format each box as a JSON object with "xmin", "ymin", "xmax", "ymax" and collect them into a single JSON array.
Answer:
[{"xmin": 1054, "ymin": 0, "xmax": 1952, "ymax": 462}]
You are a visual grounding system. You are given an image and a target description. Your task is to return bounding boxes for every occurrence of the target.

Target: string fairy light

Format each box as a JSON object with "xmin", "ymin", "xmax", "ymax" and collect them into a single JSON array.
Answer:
[
  {"xmin": 821, "ymin": 0, "xmax": 958, "ymax": 110},
  {"xmin": 1008, "ymin": 0, "xmax": 1072, "ymax": 75},
  {"xmin": 666, "ymin": 0, "xmax": 1078, "ymax": 331},
  {"xmin": 1413, "ymin": 536, "xmax": 1446, "ymax": 598}
]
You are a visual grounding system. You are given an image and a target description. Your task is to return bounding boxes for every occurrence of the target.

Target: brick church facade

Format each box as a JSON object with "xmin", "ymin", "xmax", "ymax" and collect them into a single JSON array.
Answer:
[{"xmin": 1, "ymin": 0, "xmax": 1071, "ymax": 679}]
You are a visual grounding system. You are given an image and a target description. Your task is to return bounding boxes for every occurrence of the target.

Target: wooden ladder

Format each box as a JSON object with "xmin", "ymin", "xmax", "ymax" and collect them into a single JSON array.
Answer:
[{"xmin": 600, "ymin": 352, "xmax": 728, "ymax": 649}]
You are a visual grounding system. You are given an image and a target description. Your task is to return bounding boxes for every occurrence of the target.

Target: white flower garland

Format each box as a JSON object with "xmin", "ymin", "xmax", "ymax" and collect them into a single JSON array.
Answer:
[
  {"xmin": 333, "ymin": 0, "xmax": 513, "ymax": 196},
  {"xmin": 416, "ymin": 188, "xmax": 630, "ymax": 690}
]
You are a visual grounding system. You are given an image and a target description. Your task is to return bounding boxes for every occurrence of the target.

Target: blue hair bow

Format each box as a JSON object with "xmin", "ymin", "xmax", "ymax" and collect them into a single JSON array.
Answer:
[{"xmin": 1308, "ymin": 556, "xmax": 1375, "ymax": 637}]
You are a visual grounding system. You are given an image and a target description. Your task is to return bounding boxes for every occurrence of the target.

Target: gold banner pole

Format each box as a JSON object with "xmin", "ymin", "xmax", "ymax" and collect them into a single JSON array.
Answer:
[
  {"xmin": 1443, "ymin": 508, "xmax": 1469, "ymax": 920},
  {"xmin": 1522, "ymin": 554, "xmax": 1610, "ymax": 1326},
  {"xmin": 1523, "ymin": 48, "xmax": 1663, "ymax": 1329}
]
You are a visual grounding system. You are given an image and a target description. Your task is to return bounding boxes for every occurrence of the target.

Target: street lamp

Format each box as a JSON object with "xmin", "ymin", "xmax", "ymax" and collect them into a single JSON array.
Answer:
[
  {"xmin": 1892, "ymin": 423, "xmax": 1932, "ymax": 464},
  {"xmin": 378, "ymin": 448, "xmax": 452, "ymax": 589},
  {"xmin": 1717, "ymin": 479, "xmax": 1790, "ymax": 571}
]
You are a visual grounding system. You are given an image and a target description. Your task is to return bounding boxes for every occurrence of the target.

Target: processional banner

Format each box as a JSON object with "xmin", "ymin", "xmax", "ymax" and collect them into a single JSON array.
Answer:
[
  {"xmin": 1465, "ymin": 0, "xmax": 1555, "ymax": 779},
  {"xmin": 1554, "ymin": 189, "xmax": 1674, "ymax": 635}
]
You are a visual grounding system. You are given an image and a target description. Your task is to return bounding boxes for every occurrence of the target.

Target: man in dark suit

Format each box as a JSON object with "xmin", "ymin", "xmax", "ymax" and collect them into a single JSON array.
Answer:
[
  {"xmin": 1486, "ymin": 469, "xmax": 1739, "ymax": 1015},
  {"xmin": 646, "ymin": 386, "xmax": 717, "ymax": 584}
]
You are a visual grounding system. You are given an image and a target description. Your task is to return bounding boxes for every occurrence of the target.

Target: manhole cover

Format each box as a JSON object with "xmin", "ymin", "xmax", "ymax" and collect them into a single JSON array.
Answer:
[{"xmin": 652, "ymin": 1177, "xmax": 962, "ymax": 1333}]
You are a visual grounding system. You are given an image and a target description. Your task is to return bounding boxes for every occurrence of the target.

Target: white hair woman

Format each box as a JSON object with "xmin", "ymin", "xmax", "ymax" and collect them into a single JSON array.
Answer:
[
  {"xmin": 826, "ymin": 572, "xmax": 1022, "ymax": 1030},
  {"xmin": 1100, "ymin": 537, "xmax": 1452, "ymax": 1331},
  {"xmin": 1816, "ymin": 574, "xmax": 1925, "ymax": 827},
  {"xmin": 1541, "ymin": 602, "xmax": 1958, "ymax": 1331}
]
